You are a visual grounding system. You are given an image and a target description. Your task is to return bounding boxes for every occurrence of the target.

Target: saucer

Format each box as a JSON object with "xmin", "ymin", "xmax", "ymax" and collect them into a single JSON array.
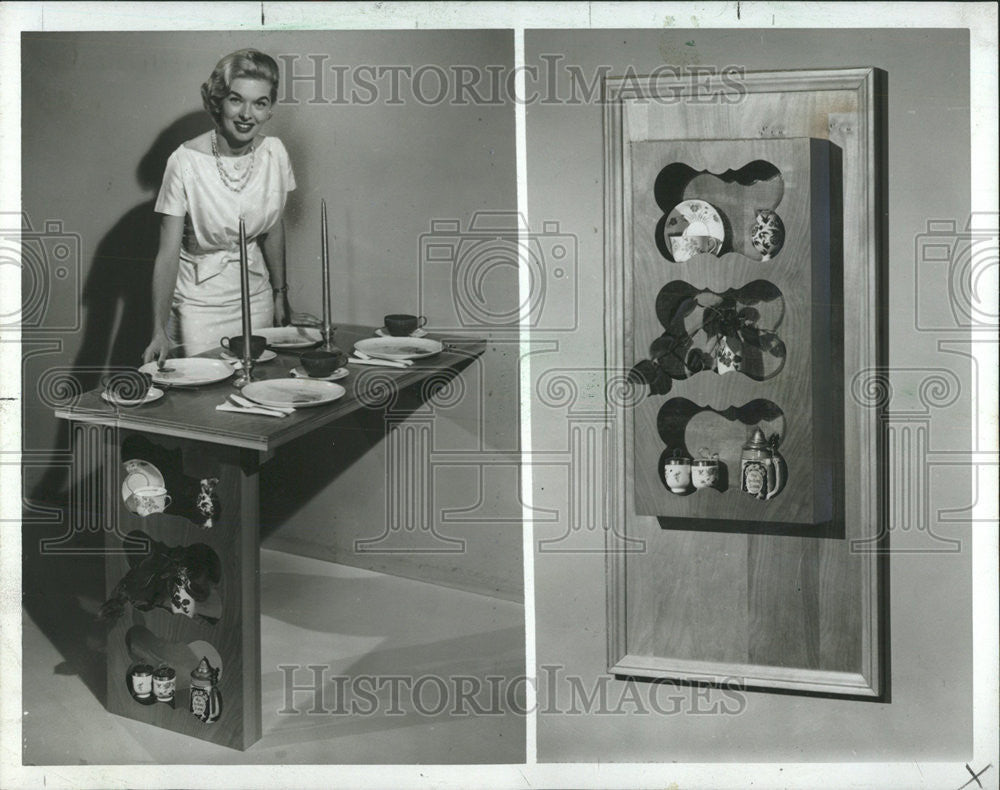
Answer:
[
  {"xmin": 290, "ymin": 366, "xmax": 349, "ymax": 381},
  {"xmin": 375, "ymin": 327, "xmax": 428, "ymax": 338},
  {"xmin": 220, "ymin": 349, "xmax": 277, "ymax": 363},
  {"xmin": 102, "ymin": 387, "xmax": 164, "ymax": 407}
]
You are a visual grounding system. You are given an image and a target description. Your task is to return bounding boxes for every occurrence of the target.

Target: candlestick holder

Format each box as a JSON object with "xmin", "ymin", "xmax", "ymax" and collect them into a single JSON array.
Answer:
[{"xmin": 232, "ymin": 355, "xmax": 256, "ymax": 388}]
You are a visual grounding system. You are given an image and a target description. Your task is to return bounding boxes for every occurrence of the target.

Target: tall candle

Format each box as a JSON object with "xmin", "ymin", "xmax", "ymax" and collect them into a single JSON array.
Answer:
[
  {"xmin": 320, "ymin": 199, "xmax": 331, "ymax": 345},
  {"xmin": 238, "ymin": 217, "xmax": 253, "ymax": 369}
]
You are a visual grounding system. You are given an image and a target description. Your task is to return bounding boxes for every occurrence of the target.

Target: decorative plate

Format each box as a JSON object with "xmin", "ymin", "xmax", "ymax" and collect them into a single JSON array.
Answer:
[
  {"xmin": 664, "ymin": 199, "xmax": 726, "ymax": 244},
  {"xmin": 375, "ymin": 327, "xmax": 428, "ymax": 338},
  {"xmin": 289, "ymin": 366, "xmax": 349, "ymax": 381},
  {"xmin": 102, "ymin": 386, "xmax": 164, "ymax": 407},
  {"xmin": 139, "ymin": 358, "xmax": 233, "ymax": 387},
  {"xmin": 257, "ymin": 326, "xmax": 323, "ymax": 349},
  {"xmin": 242, "ymin": 378, "xmax": 346, "ymax": 409},
  {"xmin": 220, "ymin": 348, "xmax": 277, "ymax": 363},
  {"xmin": 354, "ymin": 336, "xmax": 443, "ymax": 361}
]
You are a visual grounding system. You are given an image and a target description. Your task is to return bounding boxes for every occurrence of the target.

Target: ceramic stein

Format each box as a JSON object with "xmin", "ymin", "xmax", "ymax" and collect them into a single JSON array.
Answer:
[
  {"xmin": 740, "ymin": 427, "xmax": 784, "ymax": 500},
  {"xmin": 190, "ymin": 657, "xmax": 222, "ymax": 723},
  {"xmin": 663, "ymin": 455, "xmax": 692, "ymax": 494},
  {"xmin": 750, "ymin": 209, "xmax": 785, "ymax": 261}
]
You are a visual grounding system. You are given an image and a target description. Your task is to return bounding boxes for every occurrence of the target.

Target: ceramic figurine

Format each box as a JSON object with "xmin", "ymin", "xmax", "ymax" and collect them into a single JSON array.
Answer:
[
  {"xmin": 714, "ymin": 337, "xmax": 742, "ymax": 375},
  {"xmin": 750, "ymin": 209, "xmax": 785, "ymax": 261},
  {"xmin": 740, "ymin": 427, "xmax": 784, "ymax": 500}
]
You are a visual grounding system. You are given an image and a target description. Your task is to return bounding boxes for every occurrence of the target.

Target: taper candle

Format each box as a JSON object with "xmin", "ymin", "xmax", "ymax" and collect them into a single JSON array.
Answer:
[
  {"xmin": 320, "ymin": 199, "xmax": 331, "ymax": 346},
  {"xmin": 237, "ymin": 216, "xmax": 254, "ymax": 382}
]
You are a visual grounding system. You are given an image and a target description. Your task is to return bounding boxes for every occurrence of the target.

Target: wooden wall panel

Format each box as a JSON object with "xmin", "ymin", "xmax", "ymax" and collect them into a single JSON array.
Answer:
[{"xmin": 606, "ymin": 69, "xmax": 885, "ymax": 697}]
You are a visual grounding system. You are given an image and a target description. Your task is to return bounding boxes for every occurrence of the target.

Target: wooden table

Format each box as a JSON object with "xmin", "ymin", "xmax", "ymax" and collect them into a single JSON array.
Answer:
[{"xmin": 54, "ymin": 325, "xmax": 484, "ymax": 750}]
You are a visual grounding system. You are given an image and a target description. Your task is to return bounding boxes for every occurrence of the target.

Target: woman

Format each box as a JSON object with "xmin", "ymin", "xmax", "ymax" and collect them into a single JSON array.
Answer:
[{"xmin": 143, "ymin": 49, "xmax": 295, "ymax": 363}]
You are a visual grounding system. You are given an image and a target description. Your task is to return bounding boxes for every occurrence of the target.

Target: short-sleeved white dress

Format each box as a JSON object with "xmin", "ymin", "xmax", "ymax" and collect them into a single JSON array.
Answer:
[{"xmin": 154, "ymin": 135, "xmax": 296, "ymax": 355}]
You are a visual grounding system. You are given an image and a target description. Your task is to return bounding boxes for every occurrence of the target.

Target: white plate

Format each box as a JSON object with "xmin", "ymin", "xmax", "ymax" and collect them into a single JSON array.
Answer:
[
  {"xmin": 354, "ymin": 336, "xmax": 443, "ymax": 361},
  {"xmin": 220, "ymin": 348, "xmax": 277, "ymax": 363},
  {"xmin": 375, "ymin": 327, "xmax": 428, "ymax": 338},
  {"xmin": 121, "ymin": 459, "xmax": 165, "ymax": 502},
  {"xmin": 102, "ymin": 386, "xmax": 164, "ymax": 407},
  {"xmin": 290, "ymin": 366, "xmax": 349, "ymax": 381},
  {"xmin": 242, "ymin": 378, "xmax": 346, "ymax": 409},
  {"xmin": 140, "ymin": 358, "xmax": 233, "ymax": 387},
  {"xmin": 257, "ymin": 326, "xmax": 323, "ymax": 349},
  {"xmin": 665, "ymin": 199, "xmax": 726, "ymax": 243}
]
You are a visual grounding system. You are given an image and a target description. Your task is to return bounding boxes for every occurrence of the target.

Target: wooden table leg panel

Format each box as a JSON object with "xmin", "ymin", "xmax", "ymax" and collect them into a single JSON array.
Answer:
[{"xmin": 102, "ymin": 429, "xmax": 261, "ymax": 750}]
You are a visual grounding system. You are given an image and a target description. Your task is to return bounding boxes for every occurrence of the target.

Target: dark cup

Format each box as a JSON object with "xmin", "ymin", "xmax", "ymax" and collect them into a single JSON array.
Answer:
[
  {"xmin": 102, "ymin": 370, "xmax": 153, "ymax": 401},
  {"xmin": 384, "ymin": 314, "xmax": 427, "ymax": 337},
  {"xmin": 300, "ymin": 350, "xmax": 342, "ymax": 377},
  {"xmin": 221, "ymin": 334, "xmax": 267, "ymax": 360}
]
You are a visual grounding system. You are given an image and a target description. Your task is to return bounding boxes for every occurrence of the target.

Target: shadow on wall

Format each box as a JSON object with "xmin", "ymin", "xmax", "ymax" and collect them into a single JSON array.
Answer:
[{"xmin": 31, "ymin": 112, "xmax": 210, "ymax": 505}]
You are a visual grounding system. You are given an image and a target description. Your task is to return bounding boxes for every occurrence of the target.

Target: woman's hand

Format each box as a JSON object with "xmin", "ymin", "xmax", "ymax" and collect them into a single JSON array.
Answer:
[
  {"xmin": 273, "ymin": 290, "xmax": 291, "ymax": 327},
  {"xmin": 143, "ymin": 329, "xmax": 172, "ymax": 365}
]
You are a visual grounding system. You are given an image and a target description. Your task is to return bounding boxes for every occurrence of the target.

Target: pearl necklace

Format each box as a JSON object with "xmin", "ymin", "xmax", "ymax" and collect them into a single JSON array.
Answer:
[{"xmin": 211, "ymin": 130, "xmax": 256, "ymax": 193}]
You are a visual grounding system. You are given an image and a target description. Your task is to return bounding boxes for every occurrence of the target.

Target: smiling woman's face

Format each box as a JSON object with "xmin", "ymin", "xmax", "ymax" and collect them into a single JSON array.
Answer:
[{"xmin": 217, "ymin": 77, "xmax": 273, "ymax": 150}]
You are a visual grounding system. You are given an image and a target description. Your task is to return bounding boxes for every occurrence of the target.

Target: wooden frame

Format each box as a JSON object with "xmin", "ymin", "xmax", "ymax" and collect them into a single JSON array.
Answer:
[{"xmin": 604, "ymin": 68, "xmax": 887, "ymax": 697}]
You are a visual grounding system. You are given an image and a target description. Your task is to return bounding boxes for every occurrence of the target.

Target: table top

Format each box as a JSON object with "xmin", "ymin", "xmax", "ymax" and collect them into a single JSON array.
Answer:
[{"xmin": 54, "ymin": 325, "xmax": 485, "ymax": 452}]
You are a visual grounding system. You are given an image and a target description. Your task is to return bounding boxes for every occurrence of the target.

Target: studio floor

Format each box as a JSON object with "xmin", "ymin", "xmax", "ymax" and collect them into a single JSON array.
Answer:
[{"xmin": 22, "ymin": 548, "xmax": 526, "ymax": 765}]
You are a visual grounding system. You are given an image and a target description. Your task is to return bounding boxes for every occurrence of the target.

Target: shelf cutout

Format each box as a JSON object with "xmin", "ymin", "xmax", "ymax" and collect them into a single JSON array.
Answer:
[
  {"xmin": 656, "ymin": 398, "xmax": 786, "ymax": 497},
  {"xmin": 121, "ymin": 435, "xmax": 220, "ymax": 528},
  {"xmin": 653, "ymin": 159, "xmax": 785, "ymax": 262},
  {"xmin": 126, "ymin": 625, "xmax": 224, "ymax": 690},
  {"xmin": 101, "ymin": 530, "xmax": 222, "ymax": 624},
  {"xmin": 630, "ymin": 280, "xmax": 786, "ymax": 393}
]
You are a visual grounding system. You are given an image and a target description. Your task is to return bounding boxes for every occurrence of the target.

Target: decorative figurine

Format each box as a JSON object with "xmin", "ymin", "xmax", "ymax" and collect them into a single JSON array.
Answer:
[
  {"xmin": 190, "ymin": 657, "xmax": 222, "ymax": 723},
  {"xmin": 750, "ymin": 208, "xmax": 785, "ymax": 261},
  {"xmin": 740, "ymin": 427, "xmax": 784, "ymax": 500}
]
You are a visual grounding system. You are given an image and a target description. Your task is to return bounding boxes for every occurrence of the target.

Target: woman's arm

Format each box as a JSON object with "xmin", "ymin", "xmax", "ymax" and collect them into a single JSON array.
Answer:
[
  {"xmin": 260, "ymin": 218, "xmax": 291, "ymax": 326},
  {"xmin": 142, "ymin": 214, "xmax": 185, "ymax": 364}
]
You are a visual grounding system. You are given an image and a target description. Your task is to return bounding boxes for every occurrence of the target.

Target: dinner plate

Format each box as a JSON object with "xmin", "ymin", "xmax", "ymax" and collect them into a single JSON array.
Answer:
[
  {"xmin": 102, "ymin": 386, "xmax": 164, "ymax": 407},
  {"xmin": 375, "ymin": 327, "xmax": 428, "ymax": 338},
  {"xmin": 121, "ymin": 459, "xmax": 165, "ymax": 502},
  {"xmin": 354, "ymin": 336, "xmax": 443, "ymax": 361},
  {"xmin": 242, "ymin": 378, "xmax": 346, "ymax": 409},
  {"xmin": 139, "ymin": 358, "xmax": 233, "ymax": 387},
  {"xmin": 257, "ymin": 326, "xmax": 323, "ymax": 349},
  {"xmin": 289, "ymin": 366, "xmax": 349, "ymax": 381},
  {"xmin": 664, "ymin": 199, "xmax": 725, "ymax": 243},
  {"xmin": 220, "ymin": 348, "xmax": 277, "ymax": 363}
]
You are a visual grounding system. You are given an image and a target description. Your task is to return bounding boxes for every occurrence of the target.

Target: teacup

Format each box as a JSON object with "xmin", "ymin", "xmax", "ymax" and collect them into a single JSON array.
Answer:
[
  {"xmin": 692, "ymin": 458, "xmax": 719, "ymax": 490},
  {"xmin": 669, "ymin": 234, "xmax": 722, "ymax": 262},
  {"xmin": 130, "ymin": 664, "xmax": 154, "ymax": 699},
  {"xmin": 127, "ymin": 485, "xmax": 171, "ymax": 517},
  {"xmin": 153, "ymin": 666, "xmax": 176, "ymax": 702},
  {"xmin": 220, "ymin": 334, "xmax": 267, "ymax": 360},
  {"xmin": 102, "ymin": 370, "xmax": 153, "ymax": 402},
  {"xmin": 300, "ymin": 349, "xmax": 343, "ymax": 377},
  {"xmin": 384, "ymin": 314, "xmax": 427, "ymax": 336},
  {"xmin": 664, "ymin": 457, "xmax": 692, "ymax": 493}
]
